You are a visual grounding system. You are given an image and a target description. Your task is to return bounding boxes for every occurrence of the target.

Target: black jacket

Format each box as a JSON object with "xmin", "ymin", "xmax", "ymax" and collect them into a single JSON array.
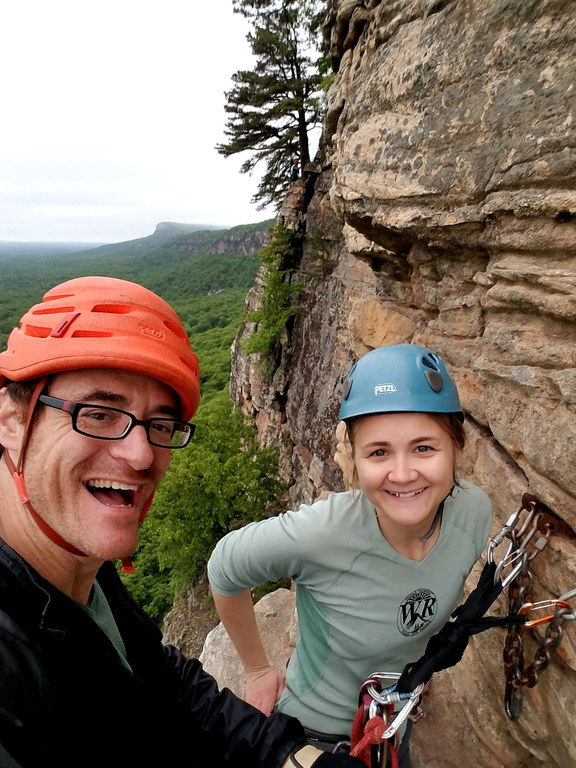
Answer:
[{"xmin": 0, "ymin": 538, "xmax": 305, "ymax": 767}]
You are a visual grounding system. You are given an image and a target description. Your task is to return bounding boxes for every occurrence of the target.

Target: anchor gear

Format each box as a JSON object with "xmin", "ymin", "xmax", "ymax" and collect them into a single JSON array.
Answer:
[
  {"xmin": 339, "ymin": 344, "xmax": 463, "ymax": 422},
  {"xmin": 350, "ymin": 493, "xmax": 576, "ymax": 768},
  {"xmin": 392, "ymin": 494, "xmax": 575, "ymax": 716},
  {"xmin": 497, "ymin": 495, "xmax": 576, "ymax": 719}
]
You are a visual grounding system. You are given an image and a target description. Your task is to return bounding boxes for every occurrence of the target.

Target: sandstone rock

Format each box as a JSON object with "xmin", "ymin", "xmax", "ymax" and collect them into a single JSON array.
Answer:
[
  {"xmin": 199, "ymin": 588, "xmax": 296, "ymax": 699},
  {"xmin": 225, "ymin": 1, "xmax": 576, "ymax": 765}
]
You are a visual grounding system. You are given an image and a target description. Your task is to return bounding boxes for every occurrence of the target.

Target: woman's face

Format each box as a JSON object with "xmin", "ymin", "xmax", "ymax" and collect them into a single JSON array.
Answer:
[{"xmin": 352, "ymin": 411, "xmax": 458, "ymax": 537}]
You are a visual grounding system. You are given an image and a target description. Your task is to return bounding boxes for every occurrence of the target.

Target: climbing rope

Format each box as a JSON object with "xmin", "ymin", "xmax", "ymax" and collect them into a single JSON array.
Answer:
[{"xmin": 350, "ymin": 673, "xmax": 423, "ymax": 768}]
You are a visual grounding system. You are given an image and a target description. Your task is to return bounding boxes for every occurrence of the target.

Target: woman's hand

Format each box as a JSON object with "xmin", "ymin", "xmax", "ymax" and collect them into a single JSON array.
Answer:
[{"xmin": 245, "ymin": 666, "xmax": 286, "ymax": 715}]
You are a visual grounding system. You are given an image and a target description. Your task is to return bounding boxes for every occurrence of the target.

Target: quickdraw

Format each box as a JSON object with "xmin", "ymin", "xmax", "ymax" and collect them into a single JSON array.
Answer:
[
  {"xmin": 349, "ymin": 673, "xmax": 424, "ymax": 768},
  {"xmin": 487, "ymin": 493, "xmax": 576, "ymax": 720}
]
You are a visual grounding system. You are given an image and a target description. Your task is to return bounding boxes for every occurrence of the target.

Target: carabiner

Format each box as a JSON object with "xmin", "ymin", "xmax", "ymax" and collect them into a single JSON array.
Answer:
[
  {"xmin": 364, "ymin": 672, "xmax": 424, "ymax": 740},
  {"xmin": 487, "ymin": 501, "xmax": 537, "ymax": 586},
  {"xmin": 487, "ymin": 496, "xmax": 555, "ymax": 587},
  {"xmin": 494, "ymin": 548, "xmax": 527, "ymax": 589},
  {"xmin": 519, "ymin": 599, "xmax": 571, "ymax": 627},
  {"xmin": 487, "ymin": 509, "xmax": 521, "ymax": 565}
]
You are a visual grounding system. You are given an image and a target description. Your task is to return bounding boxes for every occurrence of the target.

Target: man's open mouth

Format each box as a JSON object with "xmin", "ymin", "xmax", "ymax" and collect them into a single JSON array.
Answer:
[{"xmin": 86, "ymin": 479, "xmax": 138, "ymax": 508}]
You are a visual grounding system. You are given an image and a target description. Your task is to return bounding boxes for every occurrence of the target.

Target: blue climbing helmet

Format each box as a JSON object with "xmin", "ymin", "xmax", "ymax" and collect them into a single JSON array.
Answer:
[{"xmin": 339, "ymin": 344, "xmax": 463, "ymax": 421}]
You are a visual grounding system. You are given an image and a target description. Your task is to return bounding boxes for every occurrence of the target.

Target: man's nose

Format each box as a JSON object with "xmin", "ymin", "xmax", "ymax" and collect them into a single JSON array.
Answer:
[{"xmin": 108, "ymin": 424, "xmax": 155, "ymax": 470}]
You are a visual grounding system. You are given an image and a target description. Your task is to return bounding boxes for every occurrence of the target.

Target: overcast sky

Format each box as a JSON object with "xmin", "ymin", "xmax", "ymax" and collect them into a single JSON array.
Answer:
[{"xmin": 0, "ymin": 0, "xmax": 277, "ymax": 243}]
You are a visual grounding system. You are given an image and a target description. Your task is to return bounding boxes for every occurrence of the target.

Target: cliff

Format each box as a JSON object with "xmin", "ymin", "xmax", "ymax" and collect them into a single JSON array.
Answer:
[{"xmin": 223, "ymin": 1, "xmax": 576, "ymax": 766}]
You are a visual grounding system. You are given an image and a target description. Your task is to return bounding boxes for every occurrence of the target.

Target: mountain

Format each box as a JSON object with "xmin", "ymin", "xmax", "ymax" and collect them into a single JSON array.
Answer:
[
  {"xmin": 70, "ymin": 221, "xmax": 228, "ymax": 260},
  {"xmin": 0, "ymin": 220, "xmax": 267, "ymax": 262}
]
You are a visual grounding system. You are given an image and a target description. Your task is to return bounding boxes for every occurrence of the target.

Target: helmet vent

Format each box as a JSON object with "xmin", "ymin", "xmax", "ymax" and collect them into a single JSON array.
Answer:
[
  {"xmin": 24, "ymin": 324, "xmax": 51, "ymax": 338},
  {"xmin": 165, "ymin": 319, "xmax": 189, "ymax": 342},
  {"xmin": 422, "ymin": 353, "xmax": 440, "ymax": 371},
  {"xmin": 92, "ymin": 303, "xmax": 132, "ymax": 314},
  {"xmin": 32, "ymin": 305, "xmax": 75, "ymax": 315},
  {"xmin": 70, "ymin": 330, "xmax": 113, "ymax": 338},
  {"xmin": 181, "ymin": 355, "xmax": 200, "ymax": 377}
]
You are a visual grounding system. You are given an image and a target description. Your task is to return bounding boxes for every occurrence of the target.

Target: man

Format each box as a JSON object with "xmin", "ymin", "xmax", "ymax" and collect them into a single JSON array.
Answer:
[{"xmin": 0, "ymin": 276, "xmax": 365, "ymax": 768}]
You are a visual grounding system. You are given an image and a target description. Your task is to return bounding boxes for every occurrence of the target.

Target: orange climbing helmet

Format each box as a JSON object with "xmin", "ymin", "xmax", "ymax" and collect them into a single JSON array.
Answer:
[{"xmin": 0, "ymin": 276, "xmax": 200, "ymax": 420}]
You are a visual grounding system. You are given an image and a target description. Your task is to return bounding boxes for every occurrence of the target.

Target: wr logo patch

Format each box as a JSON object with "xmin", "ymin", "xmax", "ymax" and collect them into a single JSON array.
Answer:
[{"xmin": 397, "ymin": 588, "xmax": 437, "ymax": 637}]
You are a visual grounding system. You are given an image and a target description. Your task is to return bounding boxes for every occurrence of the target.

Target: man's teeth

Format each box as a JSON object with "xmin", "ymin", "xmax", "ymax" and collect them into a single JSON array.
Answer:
[{"xmin": 89, "ymin": 480, "xmax": 138, "ymax": 491}]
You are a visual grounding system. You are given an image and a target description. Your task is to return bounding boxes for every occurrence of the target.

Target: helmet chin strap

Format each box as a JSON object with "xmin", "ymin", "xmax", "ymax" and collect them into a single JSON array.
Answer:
[
  {"xmin": 418, "ymin": 501, "xmax": 444, "ymax": 543},
  {"xmin": 4, "ymin": 376, "xmax": 88, "ymax": 558}
]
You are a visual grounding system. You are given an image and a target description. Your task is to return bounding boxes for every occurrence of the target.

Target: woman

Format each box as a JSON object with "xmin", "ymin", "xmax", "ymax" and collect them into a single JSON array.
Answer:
[{"xmin": 207, "ymin": 344, "xmax": 492, "ymax": 767}]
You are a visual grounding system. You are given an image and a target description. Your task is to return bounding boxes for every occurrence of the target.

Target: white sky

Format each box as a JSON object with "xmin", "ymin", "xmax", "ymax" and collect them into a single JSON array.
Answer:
[{"xmin": 0, "ymin": 0, "xmax": 277, "ymax": 243}]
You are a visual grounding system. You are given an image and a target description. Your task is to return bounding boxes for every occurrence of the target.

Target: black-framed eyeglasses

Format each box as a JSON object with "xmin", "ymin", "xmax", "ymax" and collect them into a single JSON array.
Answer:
[{"xmin": 38, "ymin": 395, "xmax": 195, "ymax": 449}]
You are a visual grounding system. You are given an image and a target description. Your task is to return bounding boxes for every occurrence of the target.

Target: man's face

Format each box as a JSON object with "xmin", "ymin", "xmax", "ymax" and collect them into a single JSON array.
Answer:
[{"xmin": 21, "ymin": 368, "xmax": 176, "ymax": 562}]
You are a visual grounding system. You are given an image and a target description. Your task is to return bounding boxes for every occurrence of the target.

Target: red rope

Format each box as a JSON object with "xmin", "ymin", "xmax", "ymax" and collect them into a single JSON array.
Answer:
[{"xmin": 349, "ymin": 704, "xmax": 399, "ymax": 768}]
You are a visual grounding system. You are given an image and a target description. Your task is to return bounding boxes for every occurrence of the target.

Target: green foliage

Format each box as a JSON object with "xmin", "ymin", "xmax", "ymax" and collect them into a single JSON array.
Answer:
[
  {"xmin": 126, "ymin": 391, "xmax": 285, "ymax": 622},
  {"xmin": 240, "ymin": 223, "xmax": 303, "ymax": 368},
  {"xmin": 0, "ymin": 229, "xmax": 264, "ymax": 350},
  {"xmin": 218, "ymin": 0, "xmax": 325, "ymax": 209}
]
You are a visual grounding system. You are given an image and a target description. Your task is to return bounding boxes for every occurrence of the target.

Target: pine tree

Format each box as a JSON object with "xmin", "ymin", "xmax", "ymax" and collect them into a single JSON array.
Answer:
[{"xmin": 217, "ymin": 0, "xmax": 325, "ymax": 210}]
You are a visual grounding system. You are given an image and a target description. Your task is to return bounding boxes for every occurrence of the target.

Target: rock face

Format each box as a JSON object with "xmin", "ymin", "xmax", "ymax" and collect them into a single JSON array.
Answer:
[{"xmin": 218, "ymin": 2, "xmax": 576, "ymax": 766}]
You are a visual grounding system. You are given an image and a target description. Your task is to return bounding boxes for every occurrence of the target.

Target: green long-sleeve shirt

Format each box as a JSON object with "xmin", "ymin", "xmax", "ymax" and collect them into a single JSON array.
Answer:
[{"xmin": 208, "ymin": 482, "xmax": 492, "ymax": 735}]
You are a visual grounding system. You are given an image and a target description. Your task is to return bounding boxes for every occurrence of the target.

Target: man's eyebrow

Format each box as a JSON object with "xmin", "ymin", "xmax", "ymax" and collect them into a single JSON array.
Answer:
[
  {"xmin": 74, "ymin": 390, "xmax": 178, "ymax": 417},
  {"xmin": 79, "ymin": 389, "xmax": 124, "ymax": 404}
]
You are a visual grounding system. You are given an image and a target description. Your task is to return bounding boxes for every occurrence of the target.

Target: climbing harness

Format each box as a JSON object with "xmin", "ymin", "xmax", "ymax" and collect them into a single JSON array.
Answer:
[
  {"xmin": 350, "ymin": 492, "xmax": 576, "ymax": 766},
  {"xmin": 489, "ymin": 493, "xmax": 576, "ymax": 719}
]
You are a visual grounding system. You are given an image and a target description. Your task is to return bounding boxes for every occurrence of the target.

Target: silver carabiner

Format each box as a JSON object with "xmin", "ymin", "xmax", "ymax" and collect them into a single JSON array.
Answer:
[
  {"xmin": 487, "ymin": 509, "xmax": 522, "ymax": 564},
  {"xmin": 487, "ymin": 501, "xmax": 542, "ymax": 586},
  {"xmin": 364, "ymin": 672, "xmax": 424, "ymax": 740},
  {"xmin": 495, "ymin": 548, "xmax": 527, "ymax": 589}
]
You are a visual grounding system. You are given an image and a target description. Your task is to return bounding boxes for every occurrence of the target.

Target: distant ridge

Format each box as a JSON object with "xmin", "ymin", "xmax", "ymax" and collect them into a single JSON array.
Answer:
[
  {"xmin": 83, "ymin": 221, "xmax": 272, "ymax": 261},
  {"xmin": 0, "ymin": 219, "xmax": 272, "ymax": 347},
  {"xmin": 71, "ymin": 221, "xmax": 228, "ymax": 259},
  {"xmin": 0, "ymin": 220, "xmax": 256, "ymax": 261}
]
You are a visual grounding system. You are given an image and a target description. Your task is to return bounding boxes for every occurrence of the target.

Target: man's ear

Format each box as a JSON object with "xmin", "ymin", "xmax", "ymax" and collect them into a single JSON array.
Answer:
[{"xmin": 0, "ymin": 388, "xmax": 25, "ymax": 452}]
